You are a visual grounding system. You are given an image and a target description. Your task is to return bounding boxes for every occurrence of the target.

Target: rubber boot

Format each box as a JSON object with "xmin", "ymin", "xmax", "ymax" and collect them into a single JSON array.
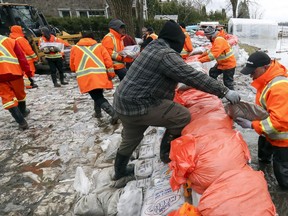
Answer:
[
  {"xmin": 100, "ymin": 101, "xmax": 119, "ymax": 124},
  {"xmin": 93, "ymin": 101, "xmax": 102, "ymax": 118},
  {"xmin": 60, "ymin": 72, "xmax": 68, "ymax": 85},
  {"xmin": 160, "ymin": 131, "xmax": 180, "ymax": 163},
  {"xmin": 28, "ymin": 77, "xmax": 38, "ymax": 88},
  {"xmin": 8, "ymin": 107, "xmax": 28, "ymax": 130},
  {"xmin": 18, "ymin": 101, "xmax": 30, "ymax": 117},
  {"xmin": 51, "ymin": 74, "xmax": 61, "ymax": 87},
  {"xmin": 113, "ymin": 152, "xmax": 134, "ymax": 180}
]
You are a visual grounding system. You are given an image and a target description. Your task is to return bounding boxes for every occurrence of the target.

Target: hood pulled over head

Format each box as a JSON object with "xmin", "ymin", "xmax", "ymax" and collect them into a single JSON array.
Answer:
[
  {"xmin": 158, "ymin": 20, "xmax": 185, "ymax": 53},
  {"xmin": 108, "ymin": 19, "xmax": 125, "ymax": 32},
  {"xmin": 41, "ymin": 27, "xmax": 51, "ymax": 40}
]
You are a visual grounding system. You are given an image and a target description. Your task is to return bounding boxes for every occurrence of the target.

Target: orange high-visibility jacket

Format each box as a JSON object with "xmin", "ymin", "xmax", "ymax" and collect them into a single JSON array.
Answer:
[
  {"xmin": 39, "ymin": 35, "xmax": 69, "ymax": 59},
  {"xmin": 198, "ymin": 32, "xmax": 236, "ymax": 70},
  {"xmin": 9, "ymin": 25, "xmax": 38, "ymax": 76},
  {"xmin": 0, "ymin": 35, "xmax": 24, "ymax": 81},
  {"xmin": 180, "ymin": 27, "xmax": 193, "ymax": 59},
  {"xmin": 251, "ymin": 60, "xmax": 288, "ymax": 147},
  {"xmin": 70, "ymin": 38, "xmax": 115, "ymax": 94},
  {"xmin": 102, "ymin": 29, "xmax": 133, "ymax": 70}
]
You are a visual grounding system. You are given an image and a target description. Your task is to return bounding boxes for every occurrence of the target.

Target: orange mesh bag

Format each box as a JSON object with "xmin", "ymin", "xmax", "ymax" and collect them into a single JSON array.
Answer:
[
  {"xmin": 198, "ymin": 169, "xmax": 277, "ymax": 216},
  {"xmin": 168, "ymin": 202, "xmax": 201, "ymax": 216}
]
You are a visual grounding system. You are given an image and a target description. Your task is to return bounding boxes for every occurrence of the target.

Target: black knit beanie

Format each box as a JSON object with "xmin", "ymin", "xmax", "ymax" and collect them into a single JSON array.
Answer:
[{"xmin": 158, "ymin": 20, "xmax": 185, "ymax": 53}]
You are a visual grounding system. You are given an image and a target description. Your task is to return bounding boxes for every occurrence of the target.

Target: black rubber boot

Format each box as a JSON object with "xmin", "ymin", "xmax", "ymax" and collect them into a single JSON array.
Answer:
[
  {"xmin": 28, "ymin": 77, "xmax": 38, "ymax": 88},
  {"xmin": 160, "ymin": 131, "xmax": 180, "ymax": 163},
  {"xmin": 52, "ymin": 74, "xmax": 61, "ymax": 87},
  {"xmin": 100, "ymin": 101, "xmax": 119, "ymax": 124},
  {"xmin": 60, "ymin": 73, "xmax": 68, "ymax": 85},
  {"xmin": 8, "ymin": 107, "xmax": 28, "ymax": 130},
  {"xmin": 93, "ymin": 101, "xmax": 102, "ymax": 118},
  {"xmin": 113, "ymin": 152, "xmax": 134, "ymax": 180},
  {"xmin": 18, "ymin": 101, "xmax": 30, "ymax": 117}
]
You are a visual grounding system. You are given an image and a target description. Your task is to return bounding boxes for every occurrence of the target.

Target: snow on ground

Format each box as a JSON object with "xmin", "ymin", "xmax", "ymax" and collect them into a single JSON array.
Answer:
[{"xmin": 1, "ymin": 38, "xmax": 288, "ymax": 215}]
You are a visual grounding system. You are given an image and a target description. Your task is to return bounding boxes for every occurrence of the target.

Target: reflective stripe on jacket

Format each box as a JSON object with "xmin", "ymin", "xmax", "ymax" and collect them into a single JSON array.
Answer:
[
  {"xmin": 102, "ymin": 29, "xmax": 133, "ymax": 70},
  {"xmin": 70, "ymin": 38, "xmax": 115, "ymax": 93},
  {"xmin": 180, "ymin": 28, "xmax": 193, "ymax": 59},
  {"xmin": 251, "ymin": 60, "xmax": 288, "ymax": 147},
  {"xmin": 198, "ymin": 34, "xmax": 236, "ymax": 70},
  {"xmin": 39, "ymin": 35, "xmax": 63, "ymax": 58},
  {"xmin": 0, "ymin": 35, "xmax": 23, "ymax": 80}
]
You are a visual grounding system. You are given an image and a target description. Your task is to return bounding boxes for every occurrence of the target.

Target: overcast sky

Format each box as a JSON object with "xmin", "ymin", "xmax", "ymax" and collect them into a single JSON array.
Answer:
[{"xmin": 206, "ymin": 0, "xmax": 288, "ymax": 22}]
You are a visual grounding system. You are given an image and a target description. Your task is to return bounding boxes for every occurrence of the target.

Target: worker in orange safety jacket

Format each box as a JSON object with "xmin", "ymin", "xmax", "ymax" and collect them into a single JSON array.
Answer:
[
  {"xmin": 140, "ymin": 27, "xmax": 158, "ymax": 51},
  {"xmin": 198, "ymin": 26, "xmax": 236, "ymax": 90},
  {"xmin": 179, "ymin": 22, "xmax": 193, "ymax": 59},
  {"xmin": 70, "ymin": 32, "xmax": 119, "ymax": 124},
  {"xmin": 0, "ymin": 35, "xmax": 32, "ymax": 130},
  {"xmin": 236, "ymin": 51, "xmax": 288, "ymax": 189},
  {"xmin": 9, "ymin": 25, "xmax": 39, "ymax": 88},
  {"xmin": 102, "ymin": 19, "xmax": 133, "ymax": 81},
  {"xmin": 39, "ymin": 27, "xmax": 70, "ymax": 87}
]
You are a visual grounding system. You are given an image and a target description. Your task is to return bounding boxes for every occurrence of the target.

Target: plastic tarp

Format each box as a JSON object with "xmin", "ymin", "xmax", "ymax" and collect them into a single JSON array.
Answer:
[
  {"xmin": 198, "ymin": 169, "xmax": 277, "ymax": 216},
  {"xmin": 228, "ymin": 18, "xmax": 278, "ymax": 50}
]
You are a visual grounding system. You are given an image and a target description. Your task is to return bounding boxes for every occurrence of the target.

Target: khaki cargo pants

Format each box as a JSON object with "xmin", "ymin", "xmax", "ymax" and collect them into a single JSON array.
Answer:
[{"xmin": 117, "ymin": 99, "xmax": 191, "ymax": 156}]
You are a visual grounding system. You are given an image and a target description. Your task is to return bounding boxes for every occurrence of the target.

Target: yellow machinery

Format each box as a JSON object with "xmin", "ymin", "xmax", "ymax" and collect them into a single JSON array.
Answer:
[{"xmin": 0, "ymin": 2, "xmax": 82, "ymax": 66}]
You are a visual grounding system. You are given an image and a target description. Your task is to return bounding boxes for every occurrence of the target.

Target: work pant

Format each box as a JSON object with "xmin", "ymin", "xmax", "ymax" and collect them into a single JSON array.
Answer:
[
  {"xmin": 258, "ymin": 135, "xmax": 288, "ymax": 189},
  {"xmin": 88, "ymin": 89, "xmax": 107, "ymax": 106},
  {"xmin": 0, "ymin": 77, "xmax": 26, "ymax": 109},
  {"xmin": 115, "ymin": 68, "xmax": 127, "ymax": 81},
  {"xmin": 47, "ymin": 58, "xmax": 65, "ymax": 83},
  {"xmin": 28, "ymin": 60, "xmax": 36, "ymax": 77},
  {"xmin": 209, "ymin": 65, "xmax": 235, "ymax": 90},
  {"xmin": 116, "ymin": 99, "xmax": 191, "ymax": 156}
]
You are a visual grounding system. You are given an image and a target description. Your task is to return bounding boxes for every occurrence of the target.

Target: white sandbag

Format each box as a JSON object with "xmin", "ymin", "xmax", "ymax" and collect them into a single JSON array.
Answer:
[
  {"xmin": 135, "ymin": 159, "xmax": 154, "ymax": 179},
  {"xmin": 119, "ymin": 45, "xmax": 140, "ymax": 59},
  {"xmin": 91, "ymin": 167, "xmax": 113, "ymax": 190},
  {"xmin": 138, "ymin": 144, "xmax": 155, "ymax": 159},
  {"xmin": 74, "ymin": 192, "xmax": 104, "ymax": 215},
  {"xmin": 100, "ymin": 134, "xmax": 121, "ymax": 160},
  {"xmin": 191, "ymin": 189, "xmax": 202, "ymax": 207},
  {"xmin": 73, "ymin": 166, "xmax": 91, "ymax": 195},
  {"xmin": 141, "ymin": 181, "xmax": 185, "ymax": 216},
  {"xmin": 39, "ymin": 42, "xmax": 64, "ymax": 53},
  {"xmin": 224, "ymin": 100, "xmax": 269, "ymax": 121},
  {"xmin": 74, "ymin": 187, "xmax": 122, "ymax": 216},
  {"xmin": 117, "ymin": 181, "xmax": 143, "ymax": 216}
]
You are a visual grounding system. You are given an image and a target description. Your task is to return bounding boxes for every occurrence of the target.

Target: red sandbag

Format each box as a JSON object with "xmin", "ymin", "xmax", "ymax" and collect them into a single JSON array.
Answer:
[
  {"xmin": 169, "ymin": 132, "xmax": 251, "ymax": 194},
  {"xmin": 198, "ymin": 169, "xmax": 277, "ymax": 216}
]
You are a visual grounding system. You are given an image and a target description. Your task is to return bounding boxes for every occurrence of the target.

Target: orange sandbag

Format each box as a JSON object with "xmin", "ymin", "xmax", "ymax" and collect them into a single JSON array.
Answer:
[
  {"xmin": 198, "ymin": 169, "xmax": 277, "ymax": 216},
  {"xmin": 168, "ymin": 202, "xmax": 201, "ymax": 216},
  {"xmin": 169, "ymin": 131, "xmax": 251, "ymax": 194},
  {"xmin": 174, "ymin": 88, "xmax": 222, "ymax": 110}
]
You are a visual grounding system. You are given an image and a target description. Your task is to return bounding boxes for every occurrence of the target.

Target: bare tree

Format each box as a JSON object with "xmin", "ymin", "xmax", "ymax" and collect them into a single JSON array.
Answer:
[
  {"xmin": 189, "ymin": 0, "xmax": 212, "ymax": 10},
  {"xmin": 229, "ymin": 0, "xmax": 238, "ymax": 18},
  {"xmin": 106, "ymin": 0, "xmax": 135, "ymax": 37}
]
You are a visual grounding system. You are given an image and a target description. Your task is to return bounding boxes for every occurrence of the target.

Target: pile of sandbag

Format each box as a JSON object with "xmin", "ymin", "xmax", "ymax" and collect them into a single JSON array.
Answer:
[{"xmin": 168, "ymin": 88, "xmax": 277, "ymax": 215}]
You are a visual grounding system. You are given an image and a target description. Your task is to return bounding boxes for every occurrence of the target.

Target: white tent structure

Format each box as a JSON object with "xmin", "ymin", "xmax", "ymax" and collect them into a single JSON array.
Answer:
[{"xmin": 228, "ymin": 18, "xmax": 278, "ymax": 51}]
